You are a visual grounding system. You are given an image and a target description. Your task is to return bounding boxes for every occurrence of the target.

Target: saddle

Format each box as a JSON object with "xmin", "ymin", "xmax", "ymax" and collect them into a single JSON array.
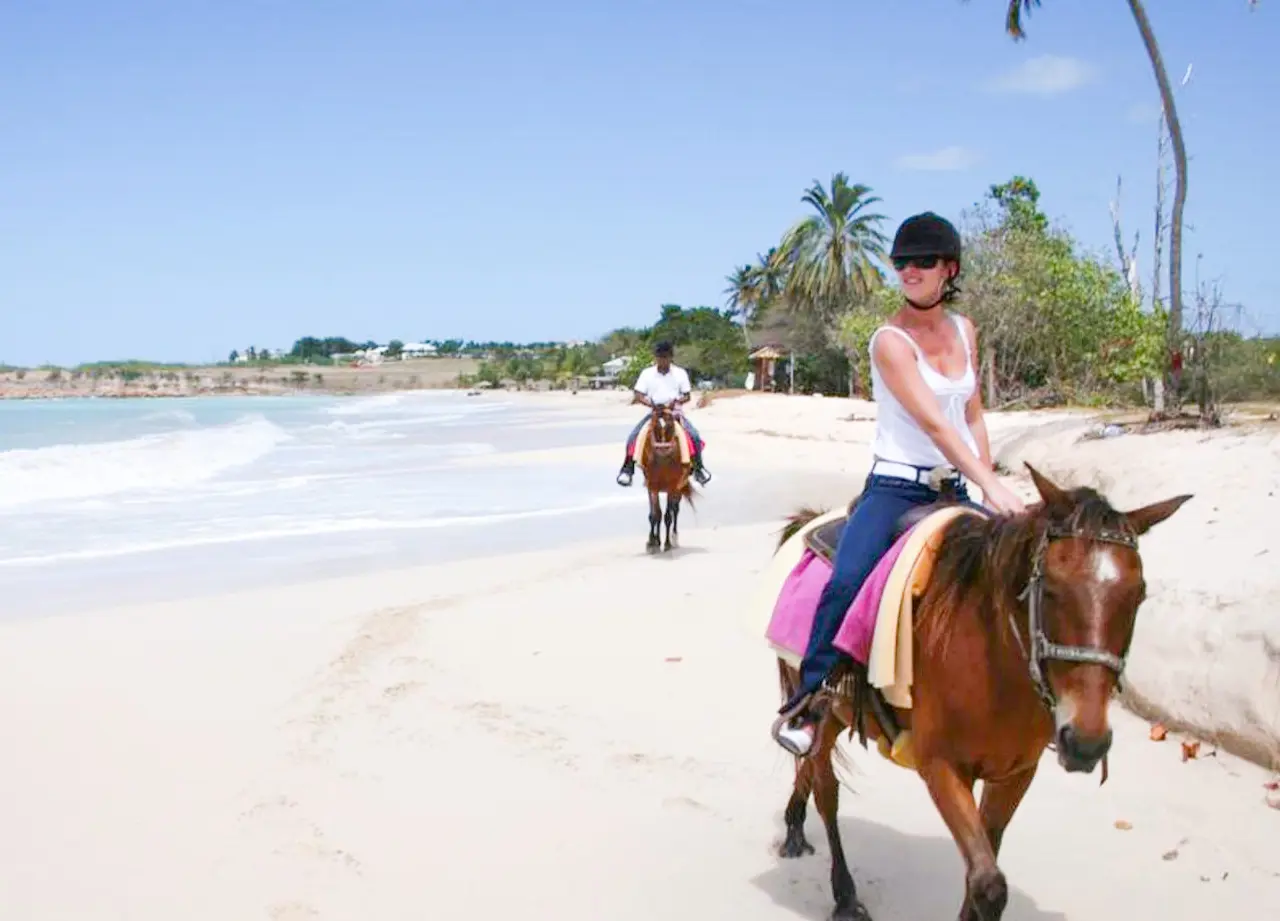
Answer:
[
  {"xmin": 803, "ymin": 476, "xmax": 965, "ymax": 565},
  {"xmin": 804, "ymin": 499, "xmax": 860, "ymax": 563}
]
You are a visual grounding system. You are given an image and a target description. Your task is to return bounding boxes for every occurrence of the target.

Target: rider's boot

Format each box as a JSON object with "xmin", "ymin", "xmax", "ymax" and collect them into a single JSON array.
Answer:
[
  {"xmin": 616, "ymin": 457, "xmax": 635, "ymax": 487},
  {"xmin": 772, "ymin": 703, "xmax": 817, "ymax": 757},
  {"xmin": 691, "ymin": 452, "xmax": 712, "ymax": 486}
]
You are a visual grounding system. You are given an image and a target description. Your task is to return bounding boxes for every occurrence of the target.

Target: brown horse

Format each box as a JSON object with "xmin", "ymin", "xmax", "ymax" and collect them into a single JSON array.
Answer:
[
  {"xmin": 769, "ymin": 464, "xmax": 1190, "ymax": 921},
  {"xmin": 638, "ymin": 402, "xmax": 696, "ymax": 553}
]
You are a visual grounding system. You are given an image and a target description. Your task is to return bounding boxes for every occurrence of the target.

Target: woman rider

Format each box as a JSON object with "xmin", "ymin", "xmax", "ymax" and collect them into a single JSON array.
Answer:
[{"xmin": 773, "ymin": 211, "xmax": 1027, "ymax": 757}]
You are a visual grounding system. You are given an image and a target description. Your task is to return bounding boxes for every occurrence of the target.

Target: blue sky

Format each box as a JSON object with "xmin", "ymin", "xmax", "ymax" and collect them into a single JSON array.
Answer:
[{"xmin": 2, "ymin": 0, "xmax": 1275, "ymax": 366}]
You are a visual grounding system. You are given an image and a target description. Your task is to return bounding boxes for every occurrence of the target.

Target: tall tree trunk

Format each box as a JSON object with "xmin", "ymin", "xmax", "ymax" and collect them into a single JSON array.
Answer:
[
  {"xmin": 1152, "ymin": 111, "xmax": 1167, "ymax": 310},
  {"xmin": 1127, "ymin": 0, "xmax": 1186, "ymax": 406}
]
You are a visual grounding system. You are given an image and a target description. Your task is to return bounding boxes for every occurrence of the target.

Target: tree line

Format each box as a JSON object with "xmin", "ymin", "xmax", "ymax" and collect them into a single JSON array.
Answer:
[{"xmin": 721, "ymin": 171, "xmax": 1277, "ymax": 410}]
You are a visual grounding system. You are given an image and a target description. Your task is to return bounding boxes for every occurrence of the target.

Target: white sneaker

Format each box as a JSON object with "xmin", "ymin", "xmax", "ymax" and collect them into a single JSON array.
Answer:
[{"xmin": 774, "ymin": 721, "xmax": 815, "ymax": 757}]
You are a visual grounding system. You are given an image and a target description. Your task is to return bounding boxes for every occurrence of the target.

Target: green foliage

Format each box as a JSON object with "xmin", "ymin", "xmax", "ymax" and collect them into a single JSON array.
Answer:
[
  {"xmin": 779, "ymin": 174, "xmax": 889, "ymax": 322},
  {"xmin": 606, "ymin": 305, "xmax": 749, "ymax": 388},
  {"xmin": 289, "ymin": 336, "xmax": 366, "ymax": 362},
  {"xmin": 1211, "ymin": 336, "xmax": 1280, "ymax": 400},
  {"xmin": 960, "ymin": 176, "xmax": 1167, "ymax": 404},
  {"xmin": 718, "ymin": 170, "xmax": 1280, "ymax": 407},
  {"xmin": 834, "ymin": 287, "xmax": 898, "ymax": 395}
]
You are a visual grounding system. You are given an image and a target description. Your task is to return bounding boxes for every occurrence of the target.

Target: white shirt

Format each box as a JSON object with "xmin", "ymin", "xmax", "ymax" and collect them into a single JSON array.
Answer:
[
  {"xmin": 634, "ymin": 363, "xmax": 692, "ymax": 406},
  {"xmin": 868, "ymin": 314, "xmax": 979, "ymax": 468}
]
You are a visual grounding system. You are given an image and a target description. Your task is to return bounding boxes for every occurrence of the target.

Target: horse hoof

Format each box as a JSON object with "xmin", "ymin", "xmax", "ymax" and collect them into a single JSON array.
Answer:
[{"xmin": 777, "ymin": 831, "xmax": 814, "ymax": 859}]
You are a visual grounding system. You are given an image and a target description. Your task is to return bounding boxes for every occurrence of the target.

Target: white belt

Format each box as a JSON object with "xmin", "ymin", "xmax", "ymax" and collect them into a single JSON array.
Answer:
[{"xmin": 870, "ymin": 459, "xmax": 963, "ymax": 491}]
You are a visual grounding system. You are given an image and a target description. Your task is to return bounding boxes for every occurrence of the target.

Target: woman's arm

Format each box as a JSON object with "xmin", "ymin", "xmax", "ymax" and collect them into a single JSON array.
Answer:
[
  {"xmin": 960, "ymin": 316, "xmax": 993, "ymax": 469},
  {"xmin": 871, "ymin": 329, "xmax": 999, "ymax": 495}
]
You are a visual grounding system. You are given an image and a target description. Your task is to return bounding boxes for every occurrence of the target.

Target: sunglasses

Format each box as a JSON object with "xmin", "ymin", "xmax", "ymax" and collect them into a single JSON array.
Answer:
[{"xmin": 892, "ymin": 255, "xmax": 941, "ymax": 271}]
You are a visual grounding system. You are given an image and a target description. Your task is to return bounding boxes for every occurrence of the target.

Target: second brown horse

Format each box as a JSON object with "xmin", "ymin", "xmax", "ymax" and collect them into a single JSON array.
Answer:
[{"xmin": 638, "ymin": 402, "xmax": 696, "ymax": 553}]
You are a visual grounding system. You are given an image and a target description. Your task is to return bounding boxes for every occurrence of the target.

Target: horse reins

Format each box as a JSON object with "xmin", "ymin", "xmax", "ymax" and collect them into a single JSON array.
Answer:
[{"xmin": 1011, "ymin": 522, "xmax": 1139, "ymax": 714}]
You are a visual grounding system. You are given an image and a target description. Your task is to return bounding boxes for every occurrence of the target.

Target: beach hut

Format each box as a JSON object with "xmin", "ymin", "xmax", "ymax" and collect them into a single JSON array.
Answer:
[{"xmin": 747, "ymin": 345, "xmax": 791, "ymax": 392}]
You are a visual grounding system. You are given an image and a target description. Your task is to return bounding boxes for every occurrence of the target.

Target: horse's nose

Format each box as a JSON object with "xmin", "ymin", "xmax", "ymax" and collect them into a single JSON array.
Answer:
[{"xmin": 1056, "ymin": 724, "xmax": 1113, "ymax": 773}]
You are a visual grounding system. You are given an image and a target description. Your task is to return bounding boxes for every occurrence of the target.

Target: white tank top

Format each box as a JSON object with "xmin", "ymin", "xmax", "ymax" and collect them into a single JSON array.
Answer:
[{"xmin": 868, "ymin": 313, "xmax": 979, "ymax": 469}]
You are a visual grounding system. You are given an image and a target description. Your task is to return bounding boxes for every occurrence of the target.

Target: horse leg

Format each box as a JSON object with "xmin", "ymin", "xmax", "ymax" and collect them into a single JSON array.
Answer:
[
  {"xmin": 779, "ymin": 754, "xmax": 817, "ymax": 858},
  {"xmin": 918, "ymin": 759, "xmax": 1006, "ymax": 921},
  {"xmin": 952, "ymin": 767, "xmax": 1039, "ymax": 921},
  {"xmin": 811, "ymin": 716, "xmax": 871, "ymax": 921},
  {"xmin": 647, "ymin": 489, "xmax": 661, "ymax": 553},
  {"xmin": 979, "ymin": 766, "xmax": 1037, "ymax": 859},
  {"xmin": 776, "ymin": 659, "xmax": 816, "ymax": 859},
  {"xmin": 664, "ymin": 492, "xmax": 680, "ymax": 551}
]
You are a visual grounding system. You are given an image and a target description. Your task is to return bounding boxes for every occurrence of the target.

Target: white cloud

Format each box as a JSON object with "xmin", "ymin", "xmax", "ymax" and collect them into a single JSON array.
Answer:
[
  {"xmin": 894, "ymin": 146, "xmax": 980, "ymax": 172},
  {"xmin": 986, "ymin": 54, "xmax": 1097, "ymax": 95}
]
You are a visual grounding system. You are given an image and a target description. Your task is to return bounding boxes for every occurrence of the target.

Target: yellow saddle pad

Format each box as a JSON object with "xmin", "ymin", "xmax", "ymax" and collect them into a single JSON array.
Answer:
[{"xmin": 867, "ymin": 505, "xmax": 986, "ymax": 709}]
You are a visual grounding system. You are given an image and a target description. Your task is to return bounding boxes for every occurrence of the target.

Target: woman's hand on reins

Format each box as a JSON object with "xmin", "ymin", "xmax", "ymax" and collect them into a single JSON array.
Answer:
[{"xmin": 983, "ymin": 478, "xmax": 1026, "ymax": 516}]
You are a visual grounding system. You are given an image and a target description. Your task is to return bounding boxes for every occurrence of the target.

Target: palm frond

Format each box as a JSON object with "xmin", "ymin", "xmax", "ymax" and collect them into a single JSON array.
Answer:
[{"xmin": 1007, "ymin": 0, "xmax": 1041, "ymax": 39}]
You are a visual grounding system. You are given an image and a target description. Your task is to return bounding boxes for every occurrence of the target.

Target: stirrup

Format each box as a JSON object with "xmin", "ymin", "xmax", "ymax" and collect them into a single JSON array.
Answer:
[
  {"xmin": 616, "ymin": 467, "xmax": 633, "ymax": 487},
  {"xmin": 693, "ymin": 465, "xmax": 712, "ymax": 485},
  {"xmin": 771, "ymin": 695, "xmax": 816, "ymax": 757}
]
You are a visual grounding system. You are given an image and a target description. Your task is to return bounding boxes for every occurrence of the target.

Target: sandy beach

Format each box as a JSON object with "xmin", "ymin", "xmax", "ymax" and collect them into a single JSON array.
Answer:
[{"xmin": 1, "ymin": 390, "xmax": 1277, "ymax": 920}]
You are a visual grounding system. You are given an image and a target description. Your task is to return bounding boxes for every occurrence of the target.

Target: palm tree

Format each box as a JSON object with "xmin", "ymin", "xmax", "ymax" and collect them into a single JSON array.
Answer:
[
  {"xmin": 995, "ymin": 0, "xmax": 1254, "ymax": 403},
  {"xmin": 724, "ymin": 247, "xmax": 789, "ymax": 345},
  {"xmin": 724, "ymin": 265, "xmax": 757, "ymax": 346},
  {"xmin": 778, "ymin": 174, "xmax": 889, "ymax": 324}
]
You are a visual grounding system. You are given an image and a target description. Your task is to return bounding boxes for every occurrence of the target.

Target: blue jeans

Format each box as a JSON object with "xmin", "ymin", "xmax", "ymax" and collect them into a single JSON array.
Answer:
[
  {"xmin": 624, "ymin": 413, "xmax": 704, "ymax": 458},
  {"xmin": 780, "ymin": 472, "xmax": 975, "ymax": 713}
]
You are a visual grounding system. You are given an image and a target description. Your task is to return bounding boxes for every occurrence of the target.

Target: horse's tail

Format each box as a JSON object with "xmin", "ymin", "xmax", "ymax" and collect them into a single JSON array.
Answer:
[
  {"xmin": 776, "ymin": 655, "xmax": 800, "ymax": 705},
  {"xmin": 679, "ymin": 479, "xmax": 698, "ymax": 510},
  {"xmin": 775, "ymin": 505, "xmax": 826, "ymax": 553}
]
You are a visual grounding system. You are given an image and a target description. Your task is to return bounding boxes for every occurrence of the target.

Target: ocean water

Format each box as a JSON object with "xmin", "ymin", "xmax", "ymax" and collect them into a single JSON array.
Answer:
[
  {"xmin": 0, "ymin": 392, "xmax": 653, "ymax": 616},
  {"xmin": 1, "ymin": 391, "xmax": 862, "ymax": 618}
]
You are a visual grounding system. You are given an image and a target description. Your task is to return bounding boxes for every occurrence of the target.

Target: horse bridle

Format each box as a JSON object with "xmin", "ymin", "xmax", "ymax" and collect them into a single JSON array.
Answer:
[
  {"xmin": 649, "ymin": 404, "xmax": 679, "ymax": 450},
  {"xmin": 1011, "ymin": 522, "xmax": 1139, "ymax": 713}
]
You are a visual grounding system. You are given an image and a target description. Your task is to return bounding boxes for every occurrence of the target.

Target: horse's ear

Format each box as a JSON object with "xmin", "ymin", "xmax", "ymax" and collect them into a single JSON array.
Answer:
[
  {"xmin": 1124, "ymin": 494, "xmax": 1193, "ymax": 535},
  {"xmin": 1024, "ymin": 463, "xmax": 1070, "ymax": 511}
]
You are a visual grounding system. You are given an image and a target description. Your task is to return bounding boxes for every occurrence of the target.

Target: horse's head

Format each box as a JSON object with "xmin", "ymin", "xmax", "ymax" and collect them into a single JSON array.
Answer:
[
  {"xmin": 649, "ymin": 403, "xmax": 679, "ymax": 451},
  {"xmin": 1020, "ymin": 463, "xmax": 1191, "ymax": 774}
]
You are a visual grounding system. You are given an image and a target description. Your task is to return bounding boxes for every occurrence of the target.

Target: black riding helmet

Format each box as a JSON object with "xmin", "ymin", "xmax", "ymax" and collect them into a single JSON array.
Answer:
[
  {"xmin": 890, "ymin": 212, "xmax": 962, "ymax": 262},
  {"xmin": 890, "ymin": 212, "xmax": 963, "ymax": 308}
]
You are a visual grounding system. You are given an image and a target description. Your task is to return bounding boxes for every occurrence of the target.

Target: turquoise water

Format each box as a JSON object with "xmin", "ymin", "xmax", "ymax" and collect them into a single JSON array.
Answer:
[{"xmin": 0, "ymin": 392, "xmax": 640, "ymax": 615}]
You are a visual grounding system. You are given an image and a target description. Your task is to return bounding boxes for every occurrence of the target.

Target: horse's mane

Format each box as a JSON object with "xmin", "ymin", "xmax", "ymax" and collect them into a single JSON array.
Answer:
[{"xmin": 919, "ymin": 486, "xmax": 1133, "ymax": 660}]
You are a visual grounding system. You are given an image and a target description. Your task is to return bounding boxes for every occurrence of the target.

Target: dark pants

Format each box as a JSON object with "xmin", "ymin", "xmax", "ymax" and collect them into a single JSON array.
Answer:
[
  {"xmin": 780, "ymin": 472, "xmax": 974, "ymax": 713},
  {"xmin": 624, "ymin": 414, "xmax": 704, "ymax": 459}
]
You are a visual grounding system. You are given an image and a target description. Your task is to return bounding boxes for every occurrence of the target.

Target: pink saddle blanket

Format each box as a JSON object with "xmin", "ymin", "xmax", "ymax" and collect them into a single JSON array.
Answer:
[{"xmin": 765, "ymin": 527, "xmax": 913, "ymax": 666}]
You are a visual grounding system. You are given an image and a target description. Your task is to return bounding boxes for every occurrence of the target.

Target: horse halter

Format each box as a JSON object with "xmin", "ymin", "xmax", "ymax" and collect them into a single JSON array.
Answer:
[
  {"xmin": 649, "ymin": 405, "xmax": 678, "ymax": 449},
  {"xmin": 1011, "ymin": 522, "xmax": 1140, "ymax": 713}
]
